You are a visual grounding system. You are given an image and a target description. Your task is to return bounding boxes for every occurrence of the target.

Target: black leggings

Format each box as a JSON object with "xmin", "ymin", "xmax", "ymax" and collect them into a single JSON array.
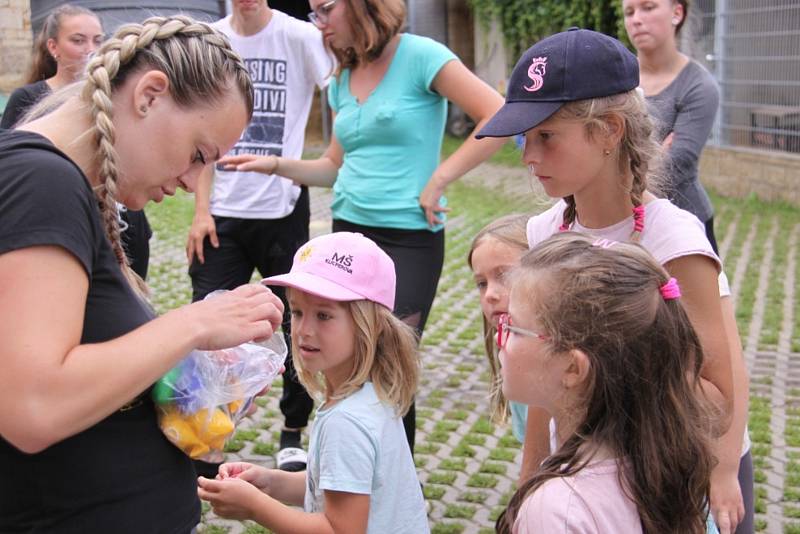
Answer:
[
  {"xmin": 705, "ymin": 216, "xmax": 719, "ymax": 255},
  {"xmin": 736, "ymin": 450, "xmax": 755, "ymax": 534},
  {"xmin": 333, "ymin": 219, "xmax": 445, "ymax": 454}
]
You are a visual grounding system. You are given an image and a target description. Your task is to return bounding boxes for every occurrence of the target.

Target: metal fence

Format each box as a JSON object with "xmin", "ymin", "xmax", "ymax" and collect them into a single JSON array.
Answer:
[{"xmin": 687, "ymin": 0, "xmax": 800, "ymax": 154}]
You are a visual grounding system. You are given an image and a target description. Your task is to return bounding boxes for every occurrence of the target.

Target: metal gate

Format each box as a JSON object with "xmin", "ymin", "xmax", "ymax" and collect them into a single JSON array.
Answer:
[{"xmin": 690, "ymin": 0, "xmax": 800, "ymax": 153}]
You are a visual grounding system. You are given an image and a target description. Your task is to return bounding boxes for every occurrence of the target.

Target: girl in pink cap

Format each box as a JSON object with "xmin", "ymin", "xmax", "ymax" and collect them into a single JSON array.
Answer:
[
  {"xmin": 495, "ymin": 232, "xmax": 715, "ymax": 533},
  {"xmin": 198, "ymin": 232, "xmax": 429, "ymax": 534}
]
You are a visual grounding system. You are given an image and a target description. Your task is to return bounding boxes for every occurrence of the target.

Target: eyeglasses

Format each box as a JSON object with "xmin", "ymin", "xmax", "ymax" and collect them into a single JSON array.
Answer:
[
  {"xmin": 308, "ymin": 0, "xmax": 338, "ymax": 27},
  {"xmin": 496, "ymin": 313, "xmax": 548, "ymax": 348}
]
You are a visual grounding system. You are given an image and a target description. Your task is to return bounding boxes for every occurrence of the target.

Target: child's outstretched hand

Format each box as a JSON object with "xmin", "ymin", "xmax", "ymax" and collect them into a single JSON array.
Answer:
[
  {"xmin": 217, "ymin": 154, "xmax": 278, "ymax": 174},
  {"xmin": 197, "ymin": 475, "xmax": 263, "ymax": 520},
  {"xmin": 216, "ymin": 461, "xmax": 273, "ymax": 493}
]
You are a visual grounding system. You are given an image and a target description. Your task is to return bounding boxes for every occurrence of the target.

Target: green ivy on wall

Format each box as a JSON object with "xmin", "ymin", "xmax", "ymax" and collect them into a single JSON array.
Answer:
[{"xmin": 467, "ymin": 0, "xmax": 631, "ymax": 60}]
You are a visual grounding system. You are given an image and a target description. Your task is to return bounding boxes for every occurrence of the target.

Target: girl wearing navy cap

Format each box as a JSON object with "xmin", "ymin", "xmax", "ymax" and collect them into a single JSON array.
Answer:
[
  {"xmin": 622, "ymin": 2, "xmax": 752, "ymax": 531},
  {"xmin": 478, "ymin": 28, "xmax": 749, "ymax": 534}
]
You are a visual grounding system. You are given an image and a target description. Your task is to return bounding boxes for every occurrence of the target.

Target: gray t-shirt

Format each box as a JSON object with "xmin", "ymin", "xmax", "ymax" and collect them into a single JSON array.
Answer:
[{"xmin": 647, "ymin": 60, "xmax": 719, "ymax": 222}]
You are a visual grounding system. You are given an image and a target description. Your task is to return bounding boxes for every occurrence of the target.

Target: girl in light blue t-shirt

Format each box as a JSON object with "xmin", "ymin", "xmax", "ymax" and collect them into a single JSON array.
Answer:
[{"xmin": 198, "ymin": 232, "xmax": 429, "ymax": 534}]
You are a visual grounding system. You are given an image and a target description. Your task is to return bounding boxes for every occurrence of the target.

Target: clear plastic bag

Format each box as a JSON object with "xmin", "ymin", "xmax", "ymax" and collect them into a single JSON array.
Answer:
[{"xmin": 152, "ymin": 332, "xmax": 287, "ymax": 462}]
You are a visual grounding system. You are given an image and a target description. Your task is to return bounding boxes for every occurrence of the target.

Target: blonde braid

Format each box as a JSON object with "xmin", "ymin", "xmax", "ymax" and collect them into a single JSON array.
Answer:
[
  {"xmin": 628, "ymin": 149, "xmax": 647, "ymax": 242},
  {"xmin": 82, "ymin": 35, "xmax": 140, "ymax": 294},
  {"xmin": 561, "ymin": 195, "xmax": 577, "ymax": 231},
  {"xmin": 80, "ymin": 15, "xmax": 253, "ymax": 297}
]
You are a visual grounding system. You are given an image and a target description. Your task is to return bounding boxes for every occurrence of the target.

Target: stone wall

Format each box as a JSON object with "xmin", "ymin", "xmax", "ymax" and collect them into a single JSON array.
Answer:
[
  {"xmin": 473, "ymin": 18, "xmax": 509, "ymax": 94},
  {"xmin": 0, "ymin": 0, "xmax": 32, "ymax": 92},
  {"xmin": 701, "ymin": 145, "xmax": 800, "ymax": 206}
]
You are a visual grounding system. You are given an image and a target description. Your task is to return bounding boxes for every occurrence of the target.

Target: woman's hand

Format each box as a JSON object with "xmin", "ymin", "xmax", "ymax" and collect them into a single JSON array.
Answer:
[
  {"xmin": 419, "ymin": 175, "xmax": 451, "ymax": 227},
  {"xmin": 182, "ymin": 284, "xmax": 284, "ymax": 350},
  {"xmin": 217, "ymin": 154, "xmax": 279, "ymax": 175},
  {"xmin": 186, "ymin": 208, "xmax": 218, "ymax": 264},
  {"xmin": 662, "ymin": 131, "xmax": 675, "ymax": 151}
]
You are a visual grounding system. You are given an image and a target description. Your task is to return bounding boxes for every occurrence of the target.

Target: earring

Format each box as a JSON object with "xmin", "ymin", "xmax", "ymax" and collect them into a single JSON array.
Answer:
[
  {"xmin": 139, "ymin": 105, "xmax": 148, "ymax": 114},
  {"xmin": 603, "ymin": 149, "xmax": 611, "ymax": 156}
]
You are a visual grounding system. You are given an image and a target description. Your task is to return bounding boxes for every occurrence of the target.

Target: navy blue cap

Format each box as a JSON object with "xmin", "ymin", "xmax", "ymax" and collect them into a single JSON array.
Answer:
[{"xmin": 476, "ymin": 28, "xmax": 639, "ymax": 139}]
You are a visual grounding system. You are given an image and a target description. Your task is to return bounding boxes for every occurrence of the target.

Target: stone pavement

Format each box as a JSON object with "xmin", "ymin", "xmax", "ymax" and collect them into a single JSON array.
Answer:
[{"xmin": 144, "ymin": 161, "xmax": 800, "ymax": 534}]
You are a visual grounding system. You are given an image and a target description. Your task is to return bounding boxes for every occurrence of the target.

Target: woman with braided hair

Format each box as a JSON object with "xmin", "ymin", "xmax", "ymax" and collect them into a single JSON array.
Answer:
[
  {"xmin": 478, "ymin": 29, "xmax": 749, "ymax": 534},
  {"xmin": 0, "ymin": 15, "xmax": 284, "ymax": 532},
  {"xmin": 1, "ymin": 4, "xmax": 154, "ymax": 283}
]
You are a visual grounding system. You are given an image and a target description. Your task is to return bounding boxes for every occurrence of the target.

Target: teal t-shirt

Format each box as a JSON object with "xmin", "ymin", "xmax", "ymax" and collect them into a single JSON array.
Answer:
[{"xmin": 328, "ymin": 33, "xmax": 457, "ymax": 231}]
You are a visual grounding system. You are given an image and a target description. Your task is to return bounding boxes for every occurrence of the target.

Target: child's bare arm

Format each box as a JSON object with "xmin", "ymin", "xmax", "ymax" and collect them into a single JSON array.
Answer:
[
  {"xmin": 217, "ymin": 462, "xmax": 306, "ymax": 505},
  {"xmin": 199, "ymin": 476, "xmax": 369, "ymax": 534}
]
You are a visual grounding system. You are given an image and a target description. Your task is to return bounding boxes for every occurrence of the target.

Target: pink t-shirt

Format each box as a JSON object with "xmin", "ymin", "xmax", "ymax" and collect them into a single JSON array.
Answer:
[
  {"xmin": 526, "ymin": 198, "xmax": 722, "ymax": 277},
  {"xmin": 513, "ymin": 459, "xmax": 642, "ymax": 534}
]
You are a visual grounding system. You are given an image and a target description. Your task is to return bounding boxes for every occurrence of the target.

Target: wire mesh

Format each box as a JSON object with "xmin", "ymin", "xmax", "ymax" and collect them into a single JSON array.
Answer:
[{"xmin": 688, "ymin": 0, "xmax": 800, "ymax": 153}]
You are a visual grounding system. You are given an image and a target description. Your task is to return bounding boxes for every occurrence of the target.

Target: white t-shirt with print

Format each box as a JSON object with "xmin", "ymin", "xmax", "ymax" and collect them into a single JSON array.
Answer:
[{"xmin": 210, "ymin": 11, "xmax": 331, "ymax": 218}]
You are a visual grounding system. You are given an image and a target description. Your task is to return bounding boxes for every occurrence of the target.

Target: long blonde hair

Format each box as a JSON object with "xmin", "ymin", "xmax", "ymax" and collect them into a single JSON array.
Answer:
[
  {"xmin": 466, "ymin": 214, "xmax": 529, "ymax": 423},
  {"xmin": 28, "ymin": 16, "xmax": 253, "ymax": 296},
  {"xmin": 557, "ymin": 89, "xmax": 664, "ymax": 242},
  {"xmin": 290, "ymin": 293, "xmax": 420, "ymax": 414}
]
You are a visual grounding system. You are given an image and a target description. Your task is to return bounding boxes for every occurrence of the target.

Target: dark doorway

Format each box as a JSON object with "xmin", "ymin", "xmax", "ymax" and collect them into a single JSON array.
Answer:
[{"xmin": 269, "ymin": 0, "xmax": 308, "ymax": 21}]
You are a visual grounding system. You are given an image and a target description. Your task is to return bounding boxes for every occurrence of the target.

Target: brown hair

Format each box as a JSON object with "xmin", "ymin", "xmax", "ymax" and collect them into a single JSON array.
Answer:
[
  {"xmin": 556, "ymin": 89, "xmax": 663, "ymax": 242},
  {"xmin": 496, "ymin": 232, "xmax": 714, "ymax": 534},
  {"xmin": 466, "ymin": 214, "xmax": 529, "ymax": 423},
  {"xmin": 289, "ymin": 293, "xmax": 420, "ymax": 415},
  {"xmin": 27, "ymin": 4, "xmax": 101, "ymax": 84},
  {"xmin": 26, "ymin": 16, "xmax": 253, "ymax": 296},
  {"xmin": 328, "ymin": 0, "xmax": 405, "ymax": 73}
]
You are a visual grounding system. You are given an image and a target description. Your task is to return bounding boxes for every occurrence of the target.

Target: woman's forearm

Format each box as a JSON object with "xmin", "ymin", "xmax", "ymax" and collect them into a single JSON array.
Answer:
[
  {"xmin": 432, "ymin": 133, "xmax": 507, "ymax": 188},
  {"xmin": 276, "ymin": 155, "xmax": 339, "ymax": 188}
]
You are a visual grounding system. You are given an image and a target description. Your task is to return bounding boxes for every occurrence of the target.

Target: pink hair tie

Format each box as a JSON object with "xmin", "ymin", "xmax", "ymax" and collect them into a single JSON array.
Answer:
[
  {"xmin": 632, "ymin": 205, "xmax": 645, "ymax": 233},
  {"xmin": 559, "ymin": 222, "xmax": 570, "ymax": 232},
  {"xmin": 660, "ymin": 277, "xmax": 681, "ymax": 300}
]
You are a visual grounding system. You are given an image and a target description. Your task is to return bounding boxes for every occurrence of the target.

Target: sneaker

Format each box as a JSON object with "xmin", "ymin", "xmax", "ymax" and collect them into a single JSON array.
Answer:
[{"xmin": 276, "ymin": 446, "xmax": 308, "ymax": 472}]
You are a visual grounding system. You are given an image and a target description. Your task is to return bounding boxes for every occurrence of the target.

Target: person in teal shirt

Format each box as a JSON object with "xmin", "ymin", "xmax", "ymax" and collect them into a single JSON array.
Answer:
[{"xmin": 218, "ymin": 0, "xmax": 506, "ymax": 453}]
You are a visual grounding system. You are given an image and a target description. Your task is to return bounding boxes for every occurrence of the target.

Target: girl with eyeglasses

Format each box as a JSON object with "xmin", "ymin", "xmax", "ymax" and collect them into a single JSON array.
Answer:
[
  {"xmin": 217, "ymin": 0, "xmax": 507, "ymax": 455},
  {"xmin": 495, "ymin": 232, "xmax": 716, "ymax": 533}
]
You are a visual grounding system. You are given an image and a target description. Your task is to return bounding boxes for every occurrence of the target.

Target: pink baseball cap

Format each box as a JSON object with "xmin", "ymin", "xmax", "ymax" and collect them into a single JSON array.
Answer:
[{"xmin": 262, "ymin": 232, "xmax": 396, "ymax": 310}]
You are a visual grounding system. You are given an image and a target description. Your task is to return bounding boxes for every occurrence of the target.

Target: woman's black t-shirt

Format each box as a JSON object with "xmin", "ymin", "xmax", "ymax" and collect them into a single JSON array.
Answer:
[
  {"xmin": 0, "ymin": 130, "xmax": 200, "ymax": 533},
  {"xmin": 0, "ymin": 80, "xmax": 50, "ymax": 129}
]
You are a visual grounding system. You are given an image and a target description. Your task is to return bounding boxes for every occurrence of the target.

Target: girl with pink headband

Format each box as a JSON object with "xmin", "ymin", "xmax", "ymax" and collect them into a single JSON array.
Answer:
[{"xmin": 495, "ymin": 232, "xmax": 715, "ymax": 533}]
